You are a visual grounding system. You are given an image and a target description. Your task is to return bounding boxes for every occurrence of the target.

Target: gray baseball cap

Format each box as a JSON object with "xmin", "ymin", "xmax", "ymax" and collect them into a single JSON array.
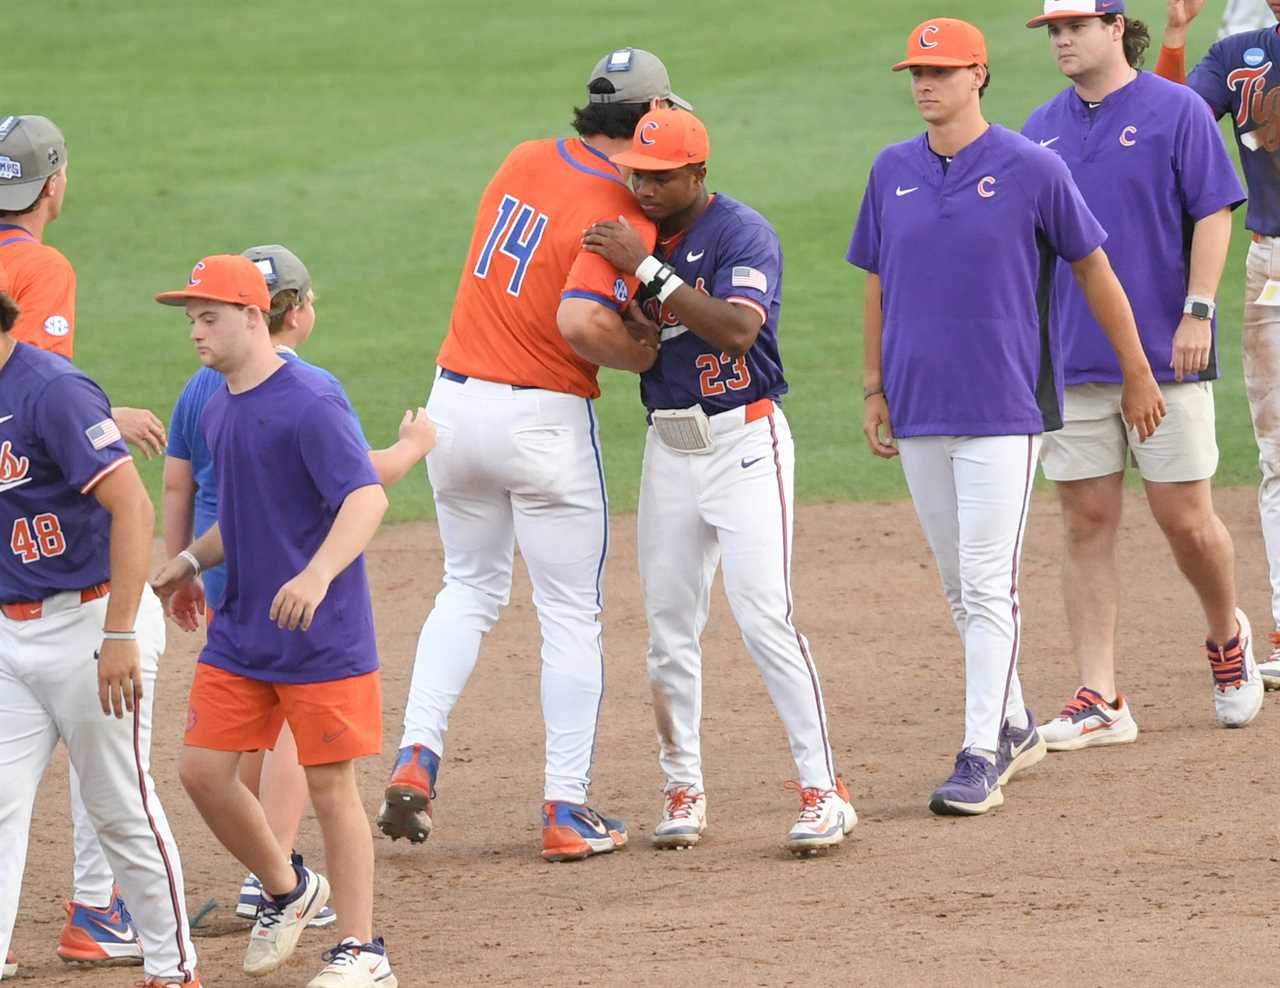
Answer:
[
  {"xmin": 0, "ymin": 115, "xmax": 67, "ymax": 211},
  {"xmin": 587, "ymin": 48, "xmax": 691, "ymax": 110},
  {"xmin": 240, "ymin": 244, "xmax": 311, "ymax": 316}
]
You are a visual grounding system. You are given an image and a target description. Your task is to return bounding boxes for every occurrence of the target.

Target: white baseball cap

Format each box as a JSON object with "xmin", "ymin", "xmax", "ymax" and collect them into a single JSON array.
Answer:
[{"xmin": 1027, "ymin": 0, "xmax": 1125, "ymax": 29}]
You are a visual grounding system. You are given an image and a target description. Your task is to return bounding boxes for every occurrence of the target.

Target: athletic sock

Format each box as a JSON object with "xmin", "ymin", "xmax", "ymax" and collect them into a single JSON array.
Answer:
[{"xmin": 1005, "ymin": 707, "xmax": 1029, "ymax": 731}]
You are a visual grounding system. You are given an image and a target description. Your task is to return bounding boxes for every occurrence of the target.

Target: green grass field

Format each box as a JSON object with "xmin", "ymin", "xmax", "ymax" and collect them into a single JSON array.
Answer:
[{"xmin": 14, "ymin": 1, "xmax": 1244, "ymax": 521}]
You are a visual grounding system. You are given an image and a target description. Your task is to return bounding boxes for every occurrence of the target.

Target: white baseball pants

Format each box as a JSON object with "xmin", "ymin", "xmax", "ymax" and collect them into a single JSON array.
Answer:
[
  {"xmin": 897, "ymin": 435, "xmax": 1039, "ymax": 754},
  {"xmin": 400, "ymin": 372, "xmax": 609, "ymax": 804},
  {"xmin": 638, "ymin": 406, "xmax": 835, "ymax": 791},
  {"xmin": 1244, "ymin": 237, "xmax": 1280, "ymax": 630},
  {"xmin": 0, "ymin": 588, "xmax": 196, "ymax": 982}
]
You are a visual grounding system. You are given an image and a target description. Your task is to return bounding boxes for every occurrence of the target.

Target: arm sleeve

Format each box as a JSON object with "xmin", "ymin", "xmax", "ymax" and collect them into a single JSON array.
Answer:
[
  {"xmin": 1186, "ymin": 43, "xmax": 1233, "ymax": 119},
  {"xmin": 1174, "ymin": 95, "xmax": 1247, "ymax": 219},
  {"xmin": 1035, "ymin": 153, "xmax": 1108, "ymax": 263},
  {"xmin": 846, "ymin": 164, "xmax": 882, "ymax": 273},
  {"xmin": 708, "ymin": 223, "xmax": 782, "ymax": 327},
  {"xmin": 561, "ymin": 206, "xmax": 658, "ymax": 310},
  {"xmin": 296, "ymin": 394, "xmax": 381, "ymax": 513},
  {"xmin": 35, "ymin": 374, "xmax": 131, "ymax": 492},
  {"xmin": 9, "ymin": 249, "xmax": 76, "ymax": 358},
  {"xmin": 1155, "ymin": 44, "xmax": 1188, "ymax": 85}
]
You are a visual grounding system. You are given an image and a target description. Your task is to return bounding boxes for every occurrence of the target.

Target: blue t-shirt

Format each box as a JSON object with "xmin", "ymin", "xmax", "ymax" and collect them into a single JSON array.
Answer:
[
  {"xmin": 1023, "ymin": 72, "xmax": 1245, "ymax": 385},
  {"xmin": 199, "ymin": 360, "xmax": 380, "ymax": 684},
  {"xmin": 847, "ymin": 125, "xmax": 1107, "ymax": 438},
  {"xmin": 167, "ymin": 351, "xmax": 368, "ymax": 609},
  {"xmin": 638, "ymin": 193, "xmax": 787, "ymax": 414},
  {"xmin": 0, "ymin": 343, "xmax": 132, "ymax": 603},
  {"xmin": 1188, "ymin": 29, "xmax": 1280, "ymax": 234}
]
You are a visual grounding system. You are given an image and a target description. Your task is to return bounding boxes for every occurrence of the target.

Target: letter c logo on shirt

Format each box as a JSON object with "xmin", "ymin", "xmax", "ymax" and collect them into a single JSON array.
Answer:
[
  {"xmin": 188, "ymin": 261, "xmax": 206, "ymax": 287},
  {"xmin": 977, "ymin": 175, "xmax": 997, "ymax": 198},
  {"xmin": 1119, "ymin": 126, "xmax": 1137, "ymax": 147},
  {"xmin": 920, "ymin": 24, "xmax": 940, "ymax": 49},
  {"xmin": 639, "ymin": 121, "xmax": 660, "ymax": 146}
]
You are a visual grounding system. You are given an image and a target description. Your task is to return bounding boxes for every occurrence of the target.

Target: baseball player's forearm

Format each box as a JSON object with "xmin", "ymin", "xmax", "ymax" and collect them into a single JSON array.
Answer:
[
  {"xmin": 161, "ymin": 456, "xmax": 196, "ymax": 559},
  {"xmin": 1070, "ymin": 249, "xmax": 1152, "ymax": 376},
  {"xmin": 188, "ymin": 522, "xmax": 225, "ymax": 570},
  {"xmin": 368, "ymin": 444, "xmax": 419, "ymax": 487},
  {"xmin": 556, "ymin": 298, "xmax": 656, "ymax": 373},
  {"xmin": 92, "ymin": 464, "xmax": 154, "ymax": 634},
  {"xmin": 862, "ymin": 273, "xmax": 885, "ymax": 392},
  {"xmin": 1187, "ymin": 208, "xmax": 1233, "ymax": 300},
  {"xmin": 304, "ymin": 483, "xmax": 388, "ymax": 583},
  {"xmin": 659, "ymin": 287, "xmax": 761, "ymax": 356}
]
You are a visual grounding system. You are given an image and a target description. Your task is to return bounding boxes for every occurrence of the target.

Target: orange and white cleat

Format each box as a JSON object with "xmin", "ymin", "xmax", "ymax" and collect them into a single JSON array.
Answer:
[
  {"xmin": 785, "ymin": 777, "xmax": 856, "ymax": 856},
  {"xmin": 541, "ymin": 801, "xmax": 627, "ymax": 862}
]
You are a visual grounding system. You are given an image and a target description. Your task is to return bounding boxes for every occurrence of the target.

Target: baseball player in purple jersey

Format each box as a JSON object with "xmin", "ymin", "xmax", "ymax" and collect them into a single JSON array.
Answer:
[
  {"xmin": 582, "ymin": 108, "xmax": 855, "ymax": 855},
  {"xmin": 1023, "ymin": 0, "xmax": 1260, "ymax": 750},
  {"xmin": 849, "ymin": 18, "xmax": 1166, "ymax": 816},
  {"xmin": 0, "ymin": 261, "xmax": 199, "ymax": 986},
  {"xmin": 1157, "ymin": 0, "xmax": 1280, "ymax": 686}
]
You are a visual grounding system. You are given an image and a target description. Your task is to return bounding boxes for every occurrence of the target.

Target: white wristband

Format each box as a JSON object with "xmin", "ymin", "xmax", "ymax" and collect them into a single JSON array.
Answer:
[
  {"xmin": 101, "ymin": 629, "xmax": 137, "ymax": 641},
  {"xmin": 656, "ymin": 274, "xmax": 685, "ymax": 304},
  {"xmin": 178, "ymin": 549, "xmax": 202, "ymax": 576},
  {"xmin": 635, "ymin": 255, "xmax": 663, "ymax": 284}
]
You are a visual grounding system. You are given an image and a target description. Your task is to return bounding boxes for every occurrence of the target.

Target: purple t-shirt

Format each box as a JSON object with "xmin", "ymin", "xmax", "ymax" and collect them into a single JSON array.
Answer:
[
  {"xmin": 847, "ymin": 125, "xmax": 1107, "ymax": 437},
  {"xmin": 0, "ymin": 343, "xmax": 132, "ymax": 602},
  {"xmin": 638, "ymin": 193, "xmax": 787, "ymax": 413},
  {"xmin": 1188, "ymin": 28, "xmax": 1280, "ymax": 235},
  {"xmin": 1024, "ymin": 73, "xmax": 1245, "ymax": 385},
  {"xmin": 199, "ymin": 360, "xmax": 380, "ymax": 684}
]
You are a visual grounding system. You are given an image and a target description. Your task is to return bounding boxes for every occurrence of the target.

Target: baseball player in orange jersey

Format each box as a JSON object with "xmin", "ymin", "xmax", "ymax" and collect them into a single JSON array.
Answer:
[
  {"xmin": 0, "ymin": 114, "xmax": 169, "ymax": 971},
  {"xmin": 377, "ymin": 48, "xmax": 681, "ymax": 861}
]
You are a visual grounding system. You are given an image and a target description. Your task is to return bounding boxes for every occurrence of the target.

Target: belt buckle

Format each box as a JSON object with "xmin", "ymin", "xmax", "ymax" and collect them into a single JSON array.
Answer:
[{"xmin": 651, "ymin": 406, "xmax": 714, "ymax": 454}]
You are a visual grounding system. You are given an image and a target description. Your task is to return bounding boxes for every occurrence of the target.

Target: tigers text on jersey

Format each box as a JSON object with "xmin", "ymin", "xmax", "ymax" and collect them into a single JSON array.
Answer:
[
  {"xmin": 0, "ymin": 342, "xmax": 130, "ymax": 602},
  {"xmin": 1024, "ymin": 72, "xmax": 1245, "ymax": 385},
  {"xmin": 438, "ymin": 138, "xmax": 658, "ymax": 399},
  {"xmin": 0, "ymin": 225, "xmax": 76, "ymax": 357},
  {"xmin": 1189, "ymin": 28, "xmax": 1280, "ymax": 235},
  {"xmin": 847, "ymin": 125, "xmax": 1106, "ymax": 438},
  {"xmin": 639, "ymin": 193, "xmax": 787, "ymax": 414}
]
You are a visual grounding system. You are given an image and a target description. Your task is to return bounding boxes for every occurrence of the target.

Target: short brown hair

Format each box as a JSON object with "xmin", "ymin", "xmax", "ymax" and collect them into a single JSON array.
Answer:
[
  {"xmin": 0, "ymin": 292, "xmax": 20, "ymax": 332},
  {"xmin": 267, "ymin": 289, "xmax": 302, "ymax": 334}
]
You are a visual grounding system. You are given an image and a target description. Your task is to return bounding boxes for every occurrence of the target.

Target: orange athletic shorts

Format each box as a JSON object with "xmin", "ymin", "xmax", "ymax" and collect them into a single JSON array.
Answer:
[{"xmin": 184, "ymin": 662, "xmax": 382, "ymax": 766}]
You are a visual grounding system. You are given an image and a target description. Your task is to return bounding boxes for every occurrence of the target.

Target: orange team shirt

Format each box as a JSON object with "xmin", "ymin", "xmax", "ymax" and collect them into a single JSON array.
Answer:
[
  {"xmin": 0, "ymin": 225, "xmax": 76, "ymax": 358},
  {"xmin": 438, "ymin": 138, "xmax": 657, "ymax": 399}
]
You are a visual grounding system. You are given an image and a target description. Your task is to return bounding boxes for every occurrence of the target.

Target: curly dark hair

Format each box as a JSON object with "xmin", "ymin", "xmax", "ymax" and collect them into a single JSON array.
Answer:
[
  {"xmin": 1102, "ymin": 13, "xmax": 1151, "ymax": 67},
  {"xmin": 0, "ymin": 292, "xmax": 20, "ymax": 333},
  {"xmin": 571, "ymin": 77, "xmax": 651, "ymax": 138},
  {"xmin": 980, "ymin": 66, "xmax": 992, "ymax": 99}
]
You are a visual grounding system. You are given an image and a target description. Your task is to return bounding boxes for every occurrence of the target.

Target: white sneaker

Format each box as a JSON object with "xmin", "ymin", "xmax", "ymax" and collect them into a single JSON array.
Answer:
[
  {"xmin": 243, "ymin": 855, "xmax": 330, "ymax": 977},
  {"xmin": 1209, "ymin": 608, "xmax": 1264, "ymax": 728},
  {"xmin": 307, "ymin": 937, "xmax": 398, "ymax": 987},
  {"xmin": 785, "ymin": 778, "xmax": 856, "ymax": 856},
  {"xmin": 1258, "ymin": 630, "xmax": 1280, "ymax": 690},
  {"xmin": 652, "ymin": 787, "xmax": 707, "ymax": 849},
  {"xmin": 5, "ymin": 949, "xmax": 16, "ymax": 978},
  {"xmin": 1038, "ymin": 688, "xmax": 1138, "ymax": 751}
]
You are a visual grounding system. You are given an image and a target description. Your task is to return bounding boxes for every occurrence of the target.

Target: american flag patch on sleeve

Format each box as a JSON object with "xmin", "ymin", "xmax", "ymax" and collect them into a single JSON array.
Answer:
[
  {"xmin": 731, "ymin": 266, "xmax": 768, "ymax": 293},
  {"xmin": 85, "ymin": 418, "xmax": 122, "ymax": 450}
]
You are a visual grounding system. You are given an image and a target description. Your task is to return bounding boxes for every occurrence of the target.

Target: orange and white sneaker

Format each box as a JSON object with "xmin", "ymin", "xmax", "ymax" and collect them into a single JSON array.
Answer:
[
  {"xmin": 243, "ymin": 853, "xmax": 331, "ymax": 976},
  {"xmin": 784, "ymin": 778, "xmax": 856, "ymax": 857},
  {"xmin": 1208, "ymin": 608, "xmax": 1264, "ymax": 728},
  {"xmin": 1258, "ymin": 630, "xmax": 1280, "ymax": 690},
  {"xmin": 652, "ymin": 787, "xmax": 707, "ymax": 849},
  {"xmin": 1038, "ymin": 687, "xmax": 1138, "ymax": 751},
  {"xmin": 4, "ymin": 948, "xmax": 16, "ymax": 978},
  {"xmin": 138, "ymin": 972, "xmax": 202, "ymax": 987},
  {"xmin": 56, "ymin": 889, "xmax": 144, "ymax": 965},
  {"xmin": 541, "ymin": 802, "xmax": 628, "ymax": 862}
]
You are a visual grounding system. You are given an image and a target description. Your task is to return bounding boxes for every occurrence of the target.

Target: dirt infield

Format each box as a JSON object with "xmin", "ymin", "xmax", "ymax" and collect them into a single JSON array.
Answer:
[{"xmin": 11, "ymin": 485, "xmax": 1280, "ymax": 986}]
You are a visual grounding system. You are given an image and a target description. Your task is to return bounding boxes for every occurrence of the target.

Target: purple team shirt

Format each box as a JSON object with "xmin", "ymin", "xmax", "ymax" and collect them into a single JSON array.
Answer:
[
  {"xmin": 1024, "ymin": 72, "xmax": 1245, "ymax": 385},
  {"xmin": 1187, "ymin": 28, "xmax": 1280, "ymax": 235},
  {"xmin": 199, "ymin": 360, "xmax": 380, "ymax": 684},
  {"xmin": 639, "ymin": 194, "xmax": 786, "ymax": 414},
  {"xmin": 0, "ymin": 343, "xmax": 131, "ymax": 602},
  {"xmin": 847, "ymin": 125, "xmax": 1107, "ymax": 437}
]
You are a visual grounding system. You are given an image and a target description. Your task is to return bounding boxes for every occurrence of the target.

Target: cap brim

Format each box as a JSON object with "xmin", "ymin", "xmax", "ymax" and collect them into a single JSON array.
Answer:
[
  {"xmin": 154, "ymin": 289, "xmax": 257, "ymax": 308},
  {"xmin": 892, "ymin": 55, "xmax": 981, "ymax": 71},
  {"xmin": 610, "ymin": 150, "xmax": 702, "ymax": 171},
  {"xmin": 0, "ymin": 179, "xmax": 46, "ymax": 212},
  {"xmin": 668, "ymin": 92, "xmax": 693, "ymax": 111},
  {"xmin": 1025, "ymin": 11, "xmax": 1108, "ymax": 27}
]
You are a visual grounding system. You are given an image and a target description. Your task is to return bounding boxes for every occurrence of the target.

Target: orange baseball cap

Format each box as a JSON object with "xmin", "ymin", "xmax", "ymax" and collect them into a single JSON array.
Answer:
[
  {"xmin": 610, "ymin": 108, "xmax": 710, "ymax": 171},
  {"xmin": 892, "ymin": 18, "xmax": 988, "ymax": 71},
  {"xmin": 155, "ymin": 254, "xmax": 271, "ymax": 310}
]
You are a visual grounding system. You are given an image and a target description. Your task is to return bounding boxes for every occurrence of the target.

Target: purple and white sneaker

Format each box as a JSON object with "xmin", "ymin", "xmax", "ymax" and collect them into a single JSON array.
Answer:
[
  {"xmin": 928, "ymin": 750, "xmax": 1003, "ymax": 816},
  {"xmin": 995, "ymin": 708, "xmax": 1047, "ymax": 786}
]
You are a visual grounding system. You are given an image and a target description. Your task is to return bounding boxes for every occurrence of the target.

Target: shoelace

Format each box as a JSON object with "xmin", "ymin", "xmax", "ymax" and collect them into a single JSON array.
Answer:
[
  {"xmin": 664, "ymin": 787, "xmax": 703, "ymax": 820},
  {"xmin": 1058, "ymin": 687, "xmax": 1104, "ymax": 719},
  {"xmin": 1207, "ymin": 639, "xmax": 1245, "ymax": 689},
  {"xmin": 255, "ymin": 895, "xmax": 286, "ymax": 930},
  {"xmin": 952, "ymin": 752, "xmax": 992, "ymax": 786},
  {"xmin": 783, "ymin": 780, "xmax": 834, "ymax": 822},
  {"xmin": 321, "ymin": 940, "xmax": 364, "ymax": 968}
]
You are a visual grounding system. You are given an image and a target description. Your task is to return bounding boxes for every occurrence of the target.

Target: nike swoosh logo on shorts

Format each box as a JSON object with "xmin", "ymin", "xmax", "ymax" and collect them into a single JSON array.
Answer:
[
  {"xmin": 687, "ymin": 250, "xmax": 705, "ymax": 262},
  {"xmin": 895, "ymin": 186, "xmax": 919, "ymax": 197},
  {"xmin": 741, "ymin": 456, "xmax": 765, "ymax": 469},
  {"xmin": 1039, "ymin": 136, "xmax": 1060, "ymax": 147},
  {"xmin": 322, "ymin": 727, "xmax": 348, "ymax": 743}
]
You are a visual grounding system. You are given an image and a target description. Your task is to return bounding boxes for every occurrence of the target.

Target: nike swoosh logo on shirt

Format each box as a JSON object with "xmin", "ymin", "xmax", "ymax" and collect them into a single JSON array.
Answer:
[
  {"xmin": 0, "ymin": 415, "xmax": 12, "ymax": 424},
  {"xmin": 895, "ymin": 186, "xmax": 919, "ymax": 197},
  {"xmin": 1039, "ymin": 136, "xmax": 1060, "ymax": 148},
  {"xmin": 687, "ymin": 250, "xmax": 705, "ymax": 262},
  {"xmin": 0, "ymin": 478, "xmax": 32, "ymax": 494}
]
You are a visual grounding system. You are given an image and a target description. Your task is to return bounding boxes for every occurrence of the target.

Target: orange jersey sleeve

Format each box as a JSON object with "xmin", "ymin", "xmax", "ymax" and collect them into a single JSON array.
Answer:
[
  {"xmin": 438, "ymin": 139, "xmax": 655, "ymax": 399},
  {"xmin": 563, "ymin": 197, "xmax": 657, "ymax": 311},
  {"xmin": 0, "ymin": 235, "xmax": 76, "ymax": 358}
]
